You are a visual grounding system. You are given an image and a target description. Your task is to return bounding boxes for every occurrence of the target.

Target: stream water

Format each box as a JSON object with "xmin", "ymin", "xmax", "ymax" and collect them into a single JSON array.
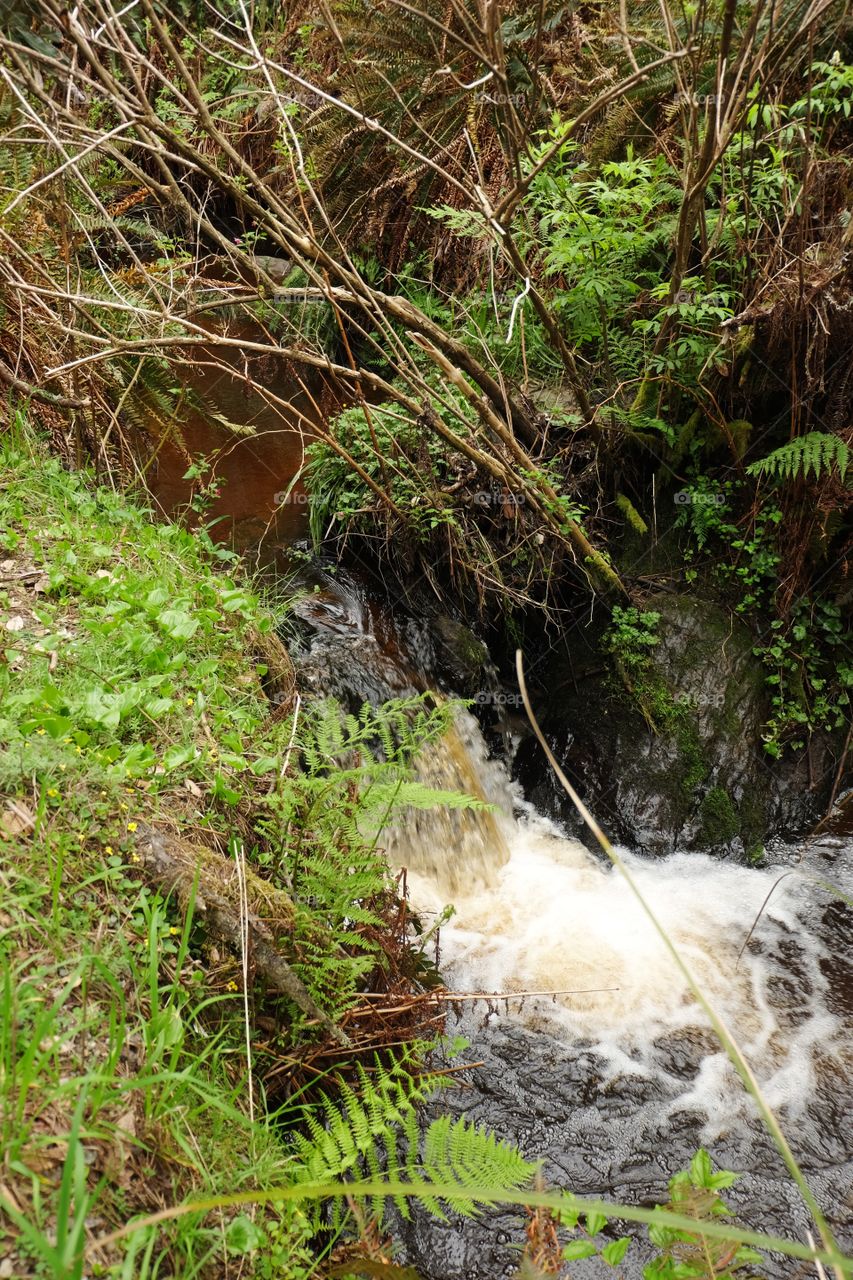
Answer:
[
  {"xmin": 295, "ymin": 574, "xmax": 853, "ymax": 1280},
  {"xmin": 159, "ymin": 371, "xmax": 852, "ymax": 1278}
]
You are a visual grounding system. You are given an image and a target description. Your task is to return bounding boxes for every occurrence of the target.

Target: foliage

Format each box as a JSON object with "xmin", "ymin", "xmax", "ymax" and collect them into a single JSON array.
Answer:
[
  {"xmin": 644, "ymin": 1150, "xmax": 764, "ymax": 1279},
  {"xmin": 675, "ymin": 482, "xmax": 852, "ymax": 754},
  {"xmin": 256, "ymin": 694, "xmax": 487, "ymax": 1017},
  {"xmin": 3, "ymin": 7, "xmax": 853, "ymax": 1274},
  {"xmin": 0, "ymin": 810, "xmax": 314, "ymax": 1280},
  {"xmin": 603, "ymin": 605, "xmax": 662, "ymax": 676},
  {"xmin": 307, "ymin": 399, "xmax": 464, "ymax": 548},
  {"xmin": 526, "ymin": 142, "xmax": 680, "ymax": 357},
  {"xmin": 291, "ymin": 1053, "xmax": 535, "ymax": 1228},
  {"xmin": 746, "ymin": 432, "xmax": 851, "ymax": 484}
]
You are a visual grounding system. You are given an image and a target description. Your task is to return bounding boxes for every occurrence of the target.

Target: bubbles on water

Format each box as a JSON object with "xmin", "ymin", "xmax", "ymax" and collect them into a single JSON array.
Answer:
[{"xmin": 395, "ymin": 712, "xmax": 851, "ymax": 1140}]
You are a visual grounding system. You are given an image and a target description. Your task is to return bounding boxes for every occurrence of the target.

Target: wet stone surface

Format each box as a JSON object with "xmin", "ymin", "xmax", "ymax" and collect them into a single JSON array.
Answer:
[{"xmin": 397, "ymin": 1009, "xmax": 853, "ymax": 1280}]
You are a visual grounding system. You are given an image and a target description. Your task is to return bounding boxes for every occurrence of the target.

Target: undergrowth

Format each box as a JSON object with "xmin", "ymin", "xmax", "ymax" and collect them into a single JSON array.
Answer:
[{"xmin": 0, "ymin": 425, "xmax": 478, "ymax": 1276}]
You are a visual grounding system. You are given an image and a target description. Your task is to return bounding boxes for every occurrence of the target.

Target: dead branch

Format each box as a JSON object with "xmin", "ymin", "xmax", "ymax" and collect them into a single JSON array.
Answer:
[{"xmin": 132, "ymin": 823, "xmax": 350, "ymax": 1046}]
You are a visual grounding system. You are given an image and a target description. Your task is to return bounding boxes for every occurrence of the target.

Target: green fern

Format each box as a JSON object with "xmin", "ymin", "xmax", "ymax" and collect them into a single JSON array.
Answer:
[
  {"xmin": 747, "ymin": 432, "xmax": 850, "ymax": 483},
  {"xmin": 257, "ymin": 695, "xmax": 485, "ymax": 1017},
  {"xmin": 292, "ymin": 1055, "xmax": 536, "ymax": 1228}
]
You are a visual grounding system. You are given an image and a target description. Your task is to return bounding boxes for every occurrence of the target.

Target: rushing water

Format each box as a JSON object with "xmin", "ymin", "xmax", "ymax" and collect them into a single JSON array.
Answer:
[
  {"xmin": 404, "ymin": 720, "xmax": 847, "ymax": 1127},
  {"xmin": 394, "ymin": 710, "xmax": 853, "ymax": 1277},
  {"xmin": 162, "ymin": 362, "xmax": 852, "ymax": 1278},
  {"xmin": 295, "ymin": 578, "xmax": 853, "ymax": 1279}
]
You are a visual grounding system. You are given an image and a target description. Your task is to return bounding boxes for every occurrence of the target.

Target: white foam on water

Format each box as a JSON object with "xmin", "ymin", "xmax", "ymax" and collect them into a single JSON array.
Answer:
[{"xmin": 397, "ymin": 713, "xmax": 850, "ymax": 1138}]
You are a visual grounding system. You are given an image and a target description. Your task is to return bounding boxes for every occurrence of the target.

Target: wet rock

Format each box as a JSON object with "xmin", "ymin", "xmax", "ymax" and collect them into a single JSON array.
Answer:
[
  {"xmin": 432, "ymin": 613, "xmax": 492, "ymax": 695},
  {"xmin": 514, "ymin": 593, "xmax": 840, "ymax": 856},
  {"xmin": 396, "ymin": 1004, "xmax": 852, "ymax": 1280},
  {"xmin": 653, "ymin": 1028, "xmax": 719, "ymax": 1079}
]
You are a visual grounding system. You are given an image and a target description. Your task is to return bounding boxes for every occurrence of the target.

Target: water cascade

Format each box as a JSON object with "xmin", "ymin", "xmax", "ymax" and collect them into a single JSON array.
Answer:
[{"xmin": 293, "ymin": 578, "xmax": 853, "ymax": 1278}]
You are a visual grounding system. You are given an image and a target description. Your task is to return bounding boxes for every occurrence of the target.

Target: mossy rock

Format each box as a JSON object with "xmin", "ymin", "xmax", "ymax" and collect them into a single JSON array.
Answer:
[
  {"xmin": 697, "ymin": 787, "xmax": 740, "ymax": 846},
  {"xmin": 514, "ymin": 592, "xmax": 835, "ymax": 856}
]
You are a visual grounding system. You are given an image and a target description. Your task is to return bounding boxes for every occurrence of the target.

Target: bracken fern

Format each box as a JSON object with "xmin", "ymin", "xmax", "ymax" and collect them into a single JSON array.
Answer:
[
  {"xmin": 291, "ymin": 1054, "xmax": 536, "ymax": 1229},
  {"xmin": 746, "ymin": 431, "xmax": 850, "ymax": 484}
]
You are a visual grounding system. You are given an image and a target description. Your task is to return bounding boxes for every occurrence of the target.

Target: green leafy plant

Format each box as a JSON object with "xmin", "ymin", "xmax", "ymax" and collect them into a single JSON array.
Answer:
[
  {"xmin": 644, "ymin": 1150, "xmax": 764, "ymax": 1279},
  {"xmin": 674, "ymin": 480, "xmax": 852, "ymax": 754},
  {"xmin": 256, "ymin": 695, "xmax": 489, "ymax": 1017},
  {"xmin": 746, "ymin": 432, "xmax": 850, "ymax": 484},
  {"xmin": 292, "ymin": 1053, "xmax": 535, "ymax": 1228},
  {"xmin": 603, "ymin": 605, "xmax": 662, "ymax": 676}
]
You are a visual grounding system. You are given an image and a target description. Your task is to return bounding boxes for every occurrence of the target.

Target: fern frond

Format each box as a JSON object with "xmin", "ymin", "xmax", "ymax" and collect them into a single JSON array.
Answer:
[
  {"xmin": 366, "ymin": 781, "xmax": 492, "ymax": 812},
  {"xmin": 292, "ymin": 1054, "xmax": 536, "ymax": 1228},
  {"xmin": 747, "ymin": 432, "xmax": 850, "ymax": 483}
]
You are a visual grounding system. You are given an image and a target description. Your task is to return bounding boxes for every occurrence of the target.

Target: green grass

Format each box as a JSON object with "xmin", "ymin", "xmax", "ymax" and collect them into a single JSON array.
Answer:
[
  {"xmin": 0, "ymin": 429, "xmax": 354, "ymax": 1277},
  {"xmin": 0, "ymin": 425, "xmax": 493, "ymax": 1278}
]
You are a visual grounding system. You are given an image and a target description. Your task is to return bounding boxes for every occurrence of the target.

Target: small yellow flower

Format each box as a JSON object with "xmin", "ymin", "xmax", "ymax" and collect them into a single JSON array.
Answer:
[
  {"xmin": 59, "ymin": 763, "xmax": 67, "ymax": 772},
  {"xmin": 119, "ymin": 802, "xmax": 128, "ymax": 810},
  {"xmin": 36, "ymin": 728, "xmax": 46, "ymax": 736},
  {"xmin": 169, "ymin": 926, "xmax": 180, "ymax": 936},
  {"xmin": 75, "ymin": 746, "xmax": 83, "ymax": 755},
  {"xmin": 185, "ymin": 697, "xmax": 194, "ymax": 707},
  {"xmin": 100, "ymin": 791, "xmax": 107, "ymax": 797},
  {"xmin": 127, "ymin": 821, "xmax": 138, "ymax": 833},
  {"xmin": 63, "ymin": 737, "xmax": 72, "ymax": 744},
  {"xmin": 226, "ymin": 980, "xmax": 239, "ymax": 991},
  {"xmin": 105, "ymin": 845, "xmax": 115, "ymax": 855},
  {"xmin": 130, "ymin": 852, "xmax": 141, "ymax": 863},
  {"xmin": 46, "ymin": 788, "xmax": 58, "ymax": 798}
]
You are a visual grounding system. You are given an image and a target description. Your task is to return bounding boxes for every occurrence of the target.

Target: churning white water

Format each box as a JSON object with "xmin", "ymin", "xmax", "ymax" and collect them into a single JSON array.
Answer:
[{"xmin": 396, "ymin": 711, "xmax": 851, "ymax": 1140}]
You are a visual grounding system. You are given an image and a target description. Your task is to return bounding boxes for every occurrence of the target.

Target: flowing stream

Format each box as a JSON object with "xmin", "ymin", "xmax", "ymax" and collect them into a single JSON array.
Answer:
[
  {"xmin": 160, "ymin": 367, "xmax": 853, "ymax": 1278},
  {"xmin": 295, "ymin": 572, "xmax": 853, "ymax": 1280}
]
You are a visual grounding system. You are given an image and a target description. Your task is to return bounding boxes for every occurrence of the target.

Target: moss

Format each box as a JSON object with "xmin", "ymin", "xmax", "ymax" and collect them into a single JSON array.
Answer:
[
  {"xmin": 434, "ymin": 615, "xmax": 489, "ymax": 677},
  {"xmin": 662, "ymin": 707, "xmax": 706, "ymax": 794},
  {"xmin": 698, "ymin": 787, "xmax": 740, "ymax": 846},
  {"xmin": 738, "ymin": 789, "xmax": 769, "ymax": 860}
]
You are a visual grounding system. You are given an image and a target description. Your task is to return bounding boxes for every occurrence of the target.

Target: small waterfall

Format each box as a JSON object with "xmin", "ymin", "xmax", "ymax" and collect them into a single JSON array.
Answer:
[
  {"xmin": 385, "ymin": 708, "xmax": 515, "ymax": 894},
  {"xmin": 290, "ymin": 566, "xmax": 853, "ymax": 1278},
  {"xmin": 389, "ymin": 711, "xmax": 851, "ymax": 1138}
]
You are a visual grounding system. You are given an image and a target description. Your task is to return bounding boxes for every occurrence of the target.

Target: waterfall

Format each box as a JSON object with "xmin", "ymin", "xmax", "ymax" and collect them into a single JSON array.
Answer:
[
  {"xmin": 388, "ymin": 708, "xmax": 850, "ymax": 1140},
  {"xmin": 289, "ymin": 567, "xmax": 852, "ymax": 1278}
]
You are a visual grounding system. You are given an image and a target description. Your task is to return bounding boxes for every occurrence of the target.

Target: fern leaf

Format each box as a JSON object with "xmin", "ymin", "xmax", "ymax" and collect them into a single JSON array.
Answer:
[
  {"xmin": 290, "ymin": 1053, "xmax": 535, "ymax": 1230},
  {"xmin": 747, "ymin": 432, "xmax": 850, "ymax": 484}
]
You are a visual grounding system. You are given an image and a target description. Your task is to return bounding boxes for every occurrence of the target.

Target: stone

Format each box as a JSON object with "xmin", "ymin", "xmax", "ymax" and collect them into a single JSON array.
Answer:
[{"xmin": 514, "ymin": 593, "xmax": 839, "ymax": 856}]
